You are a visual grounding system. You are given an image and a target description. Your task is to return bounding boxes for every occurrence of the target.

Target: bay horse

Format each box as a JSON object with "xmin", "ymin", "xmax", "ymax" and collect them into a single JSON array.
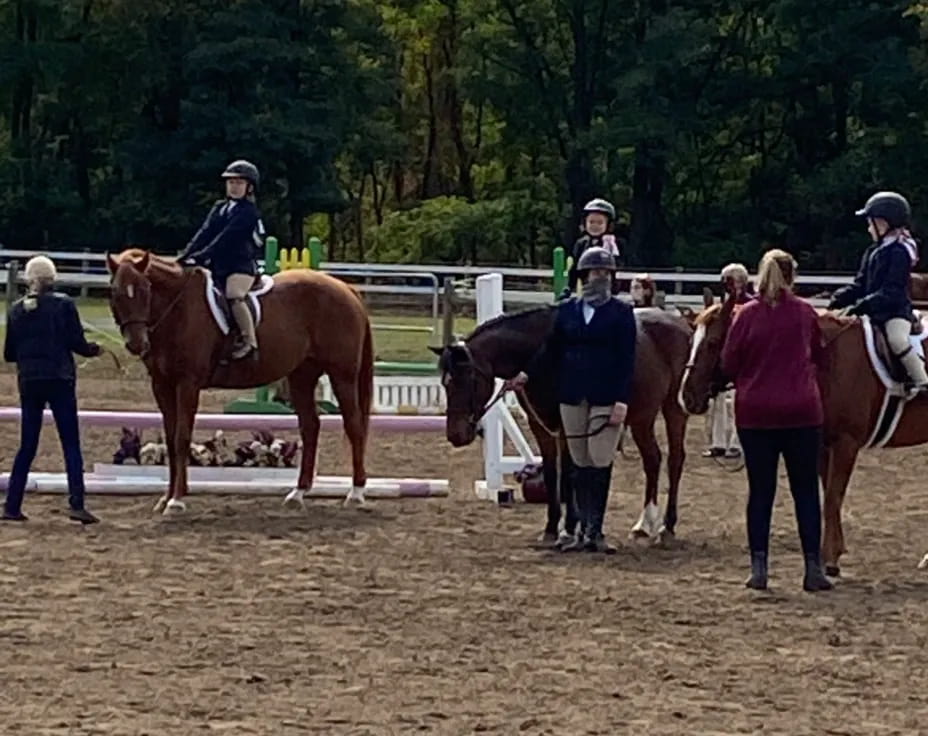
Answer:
[
  {"xmin": 432, "ymin": 306, "xmax": 693, "ymax": 542},
  {"xmin": 679, "ymin": 291, "xmax": 928, "ymax": 576},
  {"xmin": 106, "ymin": 249, "xmax": 374, "ymax": 514}
]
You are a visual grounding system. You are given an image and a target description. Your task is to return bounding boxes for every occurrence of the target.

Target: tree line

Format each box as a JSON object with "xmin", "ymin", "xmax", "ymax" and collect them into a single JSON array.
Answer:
[{"xmin": 2, "ymin": 0, "xmax": 926, "ymax": 271}]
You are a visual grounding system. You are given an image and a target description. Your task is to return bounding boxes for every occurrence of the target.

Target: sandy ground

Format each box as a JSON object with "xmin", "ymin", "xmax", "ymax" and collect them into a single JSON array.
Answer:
[{"xmin": 1, "ymin": 370, "xmax": 928, "ymax": 735}]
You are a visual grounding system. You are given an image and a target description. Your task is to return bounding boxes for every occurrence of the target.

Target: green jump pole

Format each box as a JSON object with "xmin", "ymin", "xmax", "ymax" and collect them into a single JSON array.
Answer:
[
  {"xmin": 307, "ymin": 235, "xmax": 323, "ymax": 269},
  {"xmin": 552, "ymin": 245, "xmax": 566, "ymax": 298},
  {"xmin": 253, "ymin": 236, "xmax": 280, "ymax": 406}
]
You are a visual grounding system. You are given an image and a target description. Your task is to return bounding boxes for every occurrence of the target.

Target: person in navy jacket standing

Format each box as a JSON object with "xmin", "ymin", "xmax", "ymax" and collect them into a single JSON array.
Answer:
[
  {"xmin": 510, "ymin": 247, "xmax": 637, "ymax": 553},
  {"xmin": 3, "ymin": 256, "xmax": 101, "ymax": 523},
  {"xmin": 179, "ymin": 159, "xmax": 266, "ymax": 361}
]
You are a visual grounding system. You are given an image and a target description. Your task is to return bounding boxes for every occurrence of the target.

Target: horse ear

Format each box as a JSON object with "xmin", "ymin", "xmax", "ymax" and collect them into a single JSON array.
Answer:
[
  {"xmin": 702, "ymin": 287, "xmax": 715, "ymax": 308},
  {"xmin": 133, "ymin": 251, "xmax": 151, "ymax": 273},
  {"xmin": 428, "ymin": 345, "xmax": 444, "ymax": 356},
  {"xmin": 720, "ymin": 290, "xmax": 737, "ymax": 319},
  {"xmin": 105, "ymin": 252, "xmax": 119, "ymax": 275}
]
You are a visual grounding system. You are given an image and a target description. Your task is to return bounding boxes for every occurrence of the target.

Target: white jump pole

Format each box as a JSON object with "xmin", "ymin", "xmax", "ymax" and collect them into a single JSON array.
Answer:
[{"xmin": 473, "ymin": 273, "xmax": 541, "ymax": 500}]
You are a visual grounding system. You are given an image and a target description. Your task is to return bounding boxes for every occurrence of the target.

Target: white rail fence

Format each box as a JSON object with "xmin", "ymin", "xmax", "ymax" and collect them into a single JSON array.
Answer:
[{"xmin": 1, "ymin": 247, "xmax": 851, "ymax": 309}]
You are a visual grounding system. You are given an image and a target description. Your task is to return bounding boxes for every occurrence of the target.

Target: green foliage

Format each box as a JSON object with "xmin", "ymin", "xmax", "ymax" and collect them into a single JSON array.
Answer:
[{"xmin": 1, "ymin": 0, "xmax": 927, "ymax": 270}]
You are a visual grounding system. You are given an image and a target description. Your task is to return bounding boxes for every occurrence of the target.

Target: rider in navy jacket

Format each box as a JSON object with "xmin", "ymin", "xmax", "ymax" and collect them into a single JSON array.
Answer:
[
  {"xmin": 179, "ymin": 160, "xmax": 265, "ymax": 360},
  {"xmin": 180, "ymin": 196, "xmax": 261, "ymax": 282},
  {"xmin": 828, "ymin": 191, "xmax": 927, "ymax": 393},
  {"xmin": 543, "ymin": 292, "xmax": 637, "ymax": 407},
  {"xmin": 512, "ymin": 247, "xmax": 637, "ymax": 554}
]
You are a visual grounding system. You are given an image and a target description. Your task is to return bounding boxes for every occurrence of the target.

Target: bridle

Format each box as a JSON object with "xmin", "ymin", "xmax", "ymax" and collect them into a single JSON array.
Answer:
[
  {"xmin": 445, "ymin": 342, "xmax": 613, "ymax": 441},
  {"xmin": 112, "ymin": 271, "xmax": 194, "ymax": 347}
]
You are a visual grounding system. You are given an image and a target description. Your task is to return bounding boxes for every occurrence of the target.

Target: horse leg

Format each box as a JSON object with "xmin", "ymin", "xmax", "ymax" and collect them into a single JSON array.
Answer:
[
  {"xmin": 163, "ymin": 381, "xmax": 199, "ymax": 515},
  {"xmin": 526, "ymin": 412, "xmax": 561, "ymax": 543},
  {"xmin": 151, "ymin": 377, "xmax": 176, "ymax": 514},
  {"xmin": 661, "ymin": 403, "xmax": 688, "ymax": 538},
  {"xmin": 328, "ymin": 370, "xmax": 369, "ymax": 507},
  {"xmin": 629, "ymin": 420, "xmax": 663, "ymax": 539},
  {"xmin": 283, "ymin": 361, "xmax": 324, "ymax": 511},
  {"xmin": 821, "ymin": 437, "xmax": 858, "ymax": 577}
]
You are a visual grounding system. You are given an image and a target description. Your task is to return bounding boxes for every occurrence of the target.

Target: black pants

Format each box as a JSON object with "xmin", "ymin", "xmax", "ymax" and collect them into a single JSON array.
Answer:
[
  {"xmin": 4, "ymin": 379, "xmax": 87, "ymax": 513},
  {"xmin": 737, "ymin": 426, "xmax": 822, "ymax": 556}
]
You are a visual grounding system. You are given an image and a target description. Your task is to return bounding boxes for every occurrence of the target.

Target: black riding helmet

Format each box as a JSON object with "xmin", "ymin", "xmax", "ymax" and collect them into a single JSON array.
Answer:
[
  {"xmin": 577, "ymin": 246, "xmax": 617, "ymax": 273},
  {"xmin": 855, "ymin": 191, "xmax": 911, "ymax": 229},
  {"xmin": 222, "ymin": 159, "xmax": 260, "ymax": 190}
]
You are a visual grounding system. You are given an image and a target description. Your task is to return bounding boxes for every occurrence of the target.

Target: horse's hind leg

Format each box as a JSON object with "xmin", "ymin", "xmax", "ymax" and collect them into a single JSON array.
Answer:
[
  {"xmin": 328, "ymin": 370, "xmax": 368, "ymax": 506},
  {"xmin": 661, "ymin": 402, "xmax": 688, "ymax": 537},
  {"xmin": 282, "ymin": 360, "xmax": 324, "ymax": 511},
  {"xmin": 630, "ymin": 420, "xmax": 663, "ymax": 539}
]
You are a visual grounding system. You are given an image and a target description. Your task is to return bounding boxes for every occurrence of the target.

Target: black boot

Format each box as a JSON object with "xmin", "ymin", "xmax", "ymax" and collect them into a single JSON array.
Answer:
[
  {"xmin": 559, "ymin": 466, "xmax": 590, "ymax": 552},
  {"xmin": 584, "ymin": 466, "xmax": 617, "ymax": 555},
  {"xmin": 69, "ymin": 508, "xmax": 99, "ymax": 524},
  {"xmin": 802, "ymin": 552, "xmax": 833, "ymax": 592},
  {"xmin": 2, "ymin": 508, "xmax": 28, "ymax": 522},
  {"xmin": 745, "ymin": 551, "xmax": 768, "ymax": 589}
]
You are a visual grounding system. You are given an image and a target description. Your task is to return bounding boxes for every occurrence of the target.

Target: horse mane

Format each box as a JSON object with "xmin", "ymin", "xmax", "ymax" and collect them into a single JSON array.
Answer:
[
  {"xmin": 694, "ymin": 303, "xmax": 722, "ymax": 326},
  {"xmin": 465, "ymin": 305, "xmax": 555, "ymax": 340},
  {"xmin": 113, "ymin": 248, "xmax": 184, "ymax": 278}
]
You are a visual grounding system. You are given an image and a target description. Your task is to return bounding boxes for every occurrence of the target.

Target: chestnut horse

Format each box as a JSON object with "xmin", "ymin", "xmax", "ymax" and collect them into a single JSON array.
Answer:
[
  {"xmin": 433, "ymin": 306, "xmax": 692, "ymax": 542},
  {"xmin": 679, "ymin": 291, "xmax": 928, "ymax": 576},
  {"xmin": 106, "ymin": 249, "xmax": 374, "ymax": 514}
]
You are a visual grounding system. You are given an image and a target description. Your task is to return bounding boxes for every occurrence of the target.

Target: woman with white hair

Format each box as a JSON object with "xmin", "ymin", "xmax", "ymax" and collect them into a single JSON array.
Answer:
[
  {"xmin": 3, "ymin": 255, "xmax": 101, "ymax": 523},
  {"xmin": 703, "ymin": 262, "xmax": 754, "ymax": 459}
]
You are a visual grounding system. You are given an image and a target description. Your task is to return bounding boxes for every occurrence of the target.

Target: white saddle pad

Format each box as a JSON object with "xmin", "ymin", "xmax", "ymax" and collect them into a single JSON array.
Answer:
[
  {"xmin": 205, "ymin": 272, "xmax": 274, "ymax": 336},
  {"xmin": 861, "ymin": 314, "xmax": 928, "ymax": 396}
]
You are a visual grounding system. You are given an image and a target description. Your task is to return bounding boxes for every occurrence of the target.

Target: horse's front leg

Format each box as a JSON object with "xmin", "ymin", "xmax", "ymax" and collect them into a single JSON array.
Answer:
[
  {"xmin": 151, "ymin": 376, "xmax": 176, "ymax": 514},
  {"xmin": 527, "ymin": 413, "xmax": 561, "ymax": 544},
  {"xmin": 163, "ymin": 381, "xmax": 200, "ymax": 516}
]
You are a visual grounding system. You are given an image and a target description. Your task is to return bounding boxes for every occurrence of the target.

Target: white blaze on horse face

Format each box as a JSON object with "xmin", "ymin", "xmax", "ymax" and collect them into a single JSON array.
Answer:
[
  {"xmin": 677, "ymin": 324, "xmax": 706, "ymax": 414},
  {"xmin": 127, "ymin": 284, "xmax": 135, "ymax": 299}
]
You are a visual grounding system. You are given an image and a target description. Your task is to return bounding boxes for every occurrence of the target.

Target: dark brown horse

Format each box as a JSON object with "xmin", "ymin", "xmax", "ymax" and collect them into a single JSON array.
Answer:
[
  {"xmin": 433, "ymin": 306, "xmax": 693, "ymax": 542},
  {"xmin": 106, "ymin": 249, "xmax": 374, "ymax": 514},
  {"xmin": 680, "ymin": 292, "xmax": 928, "ymax": 575}
]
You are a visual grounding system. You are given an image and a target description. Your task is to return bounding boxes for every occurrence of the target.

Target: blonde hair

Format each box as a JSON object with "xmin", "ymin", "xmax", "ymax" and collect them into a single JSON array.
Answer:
[
  {"xmin": 720, "ymin": 262, "xmax": 749, "ymax": 283},
  {"xmin": 756, "ymin": 249, "xmax": 797, "ymax": 305}
]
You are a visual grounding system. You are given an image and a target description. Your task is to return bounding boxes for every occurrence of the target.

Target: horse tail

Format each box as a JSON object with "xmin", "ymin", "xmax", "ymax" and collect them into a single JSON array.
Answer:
[{"xmin": 357, "ymin": 317, "xmax": 374, "ymax": 446}]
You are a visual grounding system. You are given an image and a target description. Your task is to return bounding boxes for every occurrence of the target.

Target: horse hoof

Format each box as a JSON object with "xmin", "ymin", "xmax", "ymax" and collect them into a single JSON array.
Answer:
[
  {"xmin": 283, "ymin": 488, "xmax": 307, "ymax": 511},
  {"xmin": 342, "ymin": 487, "xmax": 366, "ymax": 509},
  {"xmin": 919, "ymin": 554, "xmax": 928, "ymax": 570},
  {"xmin": 825, "ymin": 565, "xmax": 841, "ymax": 578},
  {"xmin": 153, "ymin": 497, "xmax": 168, "ymax": 513},
  {"xmin": 539, "ymin": 530, "xmax": 559, "ymax": 545},
  {"xmin": 162, "ymin": 499, "xmax": 186, "ymax": 516}
]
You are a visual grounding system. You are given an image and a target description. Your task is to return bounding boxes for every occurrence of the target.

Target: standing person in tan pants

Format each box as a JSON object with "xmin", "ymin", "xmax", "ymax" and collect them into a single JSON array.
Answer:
[
  {"xmin": 508, "ymin": 247, "xmax": 637, "ymax": 553},
  {"xmin": 180, "ymin": 159, "xmax": 266, "ymax": 361}
]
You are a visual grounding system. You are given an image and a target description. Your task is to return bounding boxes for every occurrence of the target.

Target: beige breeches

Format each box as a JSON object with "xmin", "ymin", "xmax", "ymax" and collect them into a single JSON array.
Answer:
[
  {"xmin": 225, "ymin": 274, "xmax": 257, "ymax": 347},
  {"xmin": 559, "ymin": 401, "xmax": 623, "ymax": 468},
  {"xmin": 886, "ymin": 317, "xmax": 928, "ymax": 384}
]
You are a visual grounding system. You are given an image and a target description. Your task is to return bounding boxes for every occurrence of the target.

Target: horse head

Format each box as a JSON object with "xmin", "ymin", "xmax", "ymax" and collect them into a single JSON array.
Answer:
[
  {"xmin": 680, "ymin": 291, "xmax": 738, "ymax": 415},
  {"xmin": 106, "ymin": 249, "xmax": 154, "ymax": 358},
  {"xmin": 430, "ymin": 340, "xmax": 497, "ymax": 447}
]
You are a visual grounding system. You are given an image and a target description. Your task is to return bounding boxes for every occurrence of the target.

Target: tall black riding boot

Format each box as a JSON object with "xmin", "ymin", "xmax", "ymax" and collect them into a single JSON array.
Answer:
[
  {"xmin": 560, "ymin": 466, "xmax": 590, "ymax": 552},
  {"xmin": 802, "ymin": 552, "xmax": 834, "ymax": 592},
  {"xmin": 584, "ymin": 465, "xmax": 617, "ymax": 554},
  {"xmin": 745, "ymin": 551, "xmax": 768, "ymax": 590}
]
